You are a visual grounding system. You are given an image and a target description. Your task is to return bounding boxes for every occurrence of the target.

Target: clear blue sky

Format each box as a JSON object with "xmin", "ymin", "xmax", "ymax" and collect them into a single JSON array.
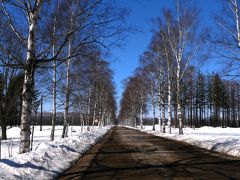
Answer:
[{"xmin": 110, "ymin": 0, "xmax": 223, "ymax": 105}]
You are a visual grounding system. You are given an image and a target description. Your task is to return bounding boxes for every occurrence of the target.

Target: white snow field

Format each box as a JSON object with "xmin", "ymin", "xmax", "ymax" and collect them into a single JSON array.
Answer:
[
  {"xmin": 132, "ymin": 125, "xmax": 240, "ymax": 157},
  {"xmin": 0, "ymin": 125, "xmax": 111, "ymax": 179}
]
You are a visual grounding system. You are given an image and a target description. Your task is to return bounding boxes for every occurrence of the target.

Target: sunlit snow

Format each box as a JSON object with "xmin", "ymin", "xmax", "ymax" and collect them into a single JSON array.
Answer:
[
  {"xmin": 135, "ymin": 125, "xmax": 240, "ymax": 157},
  {"xmin": 0, "ymin": 126, "xmax": 111, "ymax": 179}
]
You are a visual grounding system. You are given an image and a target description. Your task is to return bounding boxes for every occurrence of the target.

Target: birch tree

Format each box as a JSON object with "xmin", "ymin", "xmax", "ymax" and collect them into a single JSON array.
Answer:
[
  {"xmin": 50, "ymin": 0, "xmax": 58, "ymax": 141},
  {"xmin": 62, "ymin": 0, "xmax": 78, "ymax": 138},
  {"xmin": 0, "ymin": 0, "xmax": 128, "ymax": 153},
  {"xmin": 150, "ymin": 29, "xmax": 171, "ymax": 133},
  {"xmin": 159, "ymin": 27, "xmax": 174, "ymax": 134},
  {"xmin": 164, "ymin": 2, "xmax": 198, "ymax": 135}
]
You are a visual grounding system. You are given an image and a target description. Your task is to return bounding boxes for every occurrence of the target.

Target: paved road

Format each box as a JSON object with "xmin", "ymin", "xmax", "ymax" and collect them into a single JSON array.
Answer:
[{"xmin": 59, "ymin": 127, "xmax": 240, "ymax": 180}]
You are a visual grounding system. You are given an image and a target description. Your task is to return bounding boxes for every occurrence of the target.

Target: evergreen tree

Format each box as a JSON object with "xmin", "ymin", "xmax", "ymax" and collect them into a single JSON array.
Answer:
[
  {"xmin": 211, "ymin": 74, "xmax": 225, "ymax": 127},
  {"xmin": 196, "ymin": 71, "xmax": 206, "ymax": 127},
  {"xmin": 0, "ymin": 73, "xmax": 24, "ymax": 139}
]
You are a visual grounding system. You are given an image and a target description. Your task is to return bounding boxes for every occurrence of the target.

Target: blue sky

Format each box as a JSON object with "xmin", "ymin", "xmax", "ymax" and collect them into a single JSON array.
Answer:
[{"xmin": 110, "ymin": 0, "xmax": 223, "ymax": 105}]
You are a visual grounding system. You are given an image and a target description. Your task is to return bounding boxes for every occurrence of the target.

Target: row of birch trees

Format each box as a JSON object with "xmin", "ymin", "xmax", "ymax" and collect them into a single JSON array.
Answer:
[
  {"xmin": 0, "ymin": 0, "xmax": 124, "ymax": 153},
  {"xmin": 119, "ymin": 0, "xmax": 240, "ymax": 134}
]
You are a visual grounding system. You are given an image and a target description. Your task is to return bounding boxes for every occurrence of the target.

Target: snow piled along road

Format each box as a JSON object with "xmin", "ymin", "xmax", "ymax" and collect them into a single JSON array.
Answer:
[
  {"xmin": 137, "ymin": 126, "xmax": 240, "ymax": 157},
  {"xmin": 0, "ymin": 126, "xmax": 111, "ymax": 179}
]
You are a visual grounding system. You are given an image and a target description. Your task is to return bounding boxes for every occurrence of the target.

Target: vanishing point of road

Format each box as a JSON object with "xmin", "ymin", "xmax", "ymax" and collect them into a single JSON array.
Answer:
[{"xmin": 59, "ymin": 126, "xmax": 240, "ymax": 180}]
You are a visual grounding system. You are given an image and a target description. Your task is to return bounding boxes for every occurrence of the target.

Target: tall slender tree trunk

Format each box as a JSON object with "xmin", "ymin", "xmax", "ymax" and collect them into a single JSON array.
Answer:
[
  {"xmin": 40, "ymin": 96, "xmax": 43, "ymax": 131},
  {"xmin": 195, "ymin": 103, "xmax": 198, "ymax": 128},
  {"xmin": 50, "ymin": 0, "xmax": 59, "ymax": 141},
  {"xmin": 190, "ymin": 97, "xmax": 193, "ymax": 127},
  {"xmin": 151, "ymin": 81, "xmax": 156, "ymax": 131},
  {"xmin": 92, "ymin": 101, "xmax": 97, "ymax": 130},
  {"xmin": 31, "ymin": 112, "xmax": 37, "ymax": 151},
  {"xmin": 177, "ymin": 62, "xmax": 183, "ymax": 135},
  {"xmin": 152, "ymin": 103, "xmax": 156, "ymax": 131},
  {"xmin": 209, "ymin": 102, "xmax": 212, "ymax": 126},
  {"xmin": 19, "ymin": 11, "xmax": 38, "ymax": 154},
  {"xmin": 167, "ymin": 71, "xmax": 172, "ymax": 134},
  {"xmin": 19, "ymin": 61, "xmax": 35, "ymax": 153},
  {"xmin": 77, "ymin": 78, "xmax": 83, "ymax": 133},
  {"xmin": 51, "ymin": 29, "xmax": 56, "ymax": 141},
  {"xmin": 199, "ymin": 107, "xmax": 202, "ymax": 127},
  {"xmin": 87, "ymin": 86, "xmax": 92, "ymax": 131},
  {"xmin": 174, "ymin": 101, "xmax": 178, "ymax": 127},
  {"xmin": 222, "ymin": 108, "xmax": 225, "ymax": 128},
  {"xmin": 158, "ymin": 85, "xmax": 162, "ymax": 132},
  {"xmin": 161, "ymin": 100, "xmax": 166, "ymax": 133},
  {"xmin": 227, "ymin": 108, "xmax": 230, "ymax": 127},
  {"xmin": 62, "ymin": 6, "xmax": 74, "ymax": 137},
  {"xmin": 203, "ymin": 102, "xmax": 206, "ymax": 126},
  {"xmin": 232, "ymin": 0, "xmax": 240, "ymax": 47},
  {"xmin": 99, "ymin": 98, "xmax": 103, "ymax": 127},
  {"xmin": 80, "ymin": 113, "xmax": 83, "ymax": 133},
  {"xmin": 140, "ymin": 100, "xmax": 143, "ymax": 129},
  {"xmin": 62, "ymin": 39, "xmax": 71, "ymax": 138}
]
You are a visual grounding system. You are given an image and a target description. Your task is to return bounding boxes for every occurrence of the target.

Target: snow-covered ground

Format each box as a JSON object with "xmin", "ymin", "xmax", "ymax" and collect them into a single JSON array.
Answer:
[
  {"xmin": 1, "ymin": 125, "xmax": 239, "ymax": 179},
  {"xmin": 0, "ymin": 125, "xmax": 111, "ymax": 179},
  {"xmin": 131, "ymin": 125, "xmax": 240, "ymax": 157}
]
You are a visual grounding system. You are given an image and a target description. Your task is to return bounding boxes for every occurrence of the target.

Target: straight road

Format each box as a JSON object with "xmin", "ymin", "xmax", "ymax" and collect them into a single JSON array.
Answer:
[{"xmin": 59, "ymin": 126, "xmax": 240, "ymax": 180}]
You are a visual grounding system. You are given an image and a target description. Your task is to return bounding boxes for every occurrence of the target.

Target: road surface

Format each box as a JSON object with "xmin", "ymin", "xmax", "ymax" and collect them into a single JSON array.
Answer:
[{"xmin": 59, "ymin": 126, "xmax": 240, "ymax": 180}]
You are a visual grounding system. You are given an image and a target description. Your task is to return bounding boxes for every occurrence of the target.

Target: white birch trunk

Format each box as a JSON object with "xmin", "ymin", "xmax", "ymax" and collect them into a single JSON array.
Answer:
[
  {"xmin": 78, "ymin": 93, "xmax": 83, "ymax": 134},
  {"xmin": 50, "ymin": 0, "xmax": 60, "ymax": 140},
  {"xmin": 157, "ymin": 85, "xmax": 162, "ymax": 132},
  {"xmin": 92, "ymin": 101, "xmax": 97, "ymax": 130},
  {"xmin": 19, "ymin": 1, "xmax": 43, "ymax": 153},
  {"xmin": 140, "ymin": 100, "xmax": 143, "ymax": 129},
  {"xmin": 62, "ymin": 39, "xmax": 71, "ymax": 138},
  {"xmin": 19, "ymin": 69, "xmax": 35, "ymax": 153},
  {"xmin": 100, "ymin": 97, "xmax": 104, "ymax": 126},
  {"xmin": 167, "ymin": 70, "xmax": 172, "ymax": 134},
  {"xmin": 51, "ymin": 60, "xmax": 57, "ymax": 140},
  {"xmin": 232, "ymin": 0, "xmax": 240, "ymax": 47},
  {"xmin": 177, "ymin": 61, "xmax": 184, "ymax": 135},
  {"xmin": 152, "ymin": 101, "xmax": 156, "ymax": 131},
  {"xmin": 151, "ymin": 81, "xmax": 156, "ymax": 131},
  {"xmin": 50, "ymin": 18, "xmax": 56, "ymax": 141},
  {"xmin": 161, "ymin": 96, "xmax": 166, "ymax": 133},
  {"xmin": 87, "ymin": 86, "xmax": 92, "ymax": 131},
  {"xmin": 166, "ymin": 1, "xmax": 185, "ymax": 135}
]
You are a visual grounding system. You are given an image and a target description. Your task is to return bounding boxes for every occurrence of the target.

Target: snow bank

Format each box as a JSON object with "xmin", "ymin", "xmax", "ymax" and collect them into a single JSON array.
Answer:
[
  {"xmin": 131, "ymin": 125, "xmax": 240, "ymax": 157},
  {"xmin": 0, "ymin": 126, "xmax": 111, "ymax": 179}
]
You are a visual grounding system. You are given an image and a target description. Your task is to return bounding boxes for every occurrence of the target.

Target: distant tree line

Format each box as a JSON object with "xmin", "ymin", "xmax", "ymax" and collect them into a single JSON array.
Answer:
[{"xmin": 0, "ymin": 70, "xmax": 23, "ymax": 139}]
